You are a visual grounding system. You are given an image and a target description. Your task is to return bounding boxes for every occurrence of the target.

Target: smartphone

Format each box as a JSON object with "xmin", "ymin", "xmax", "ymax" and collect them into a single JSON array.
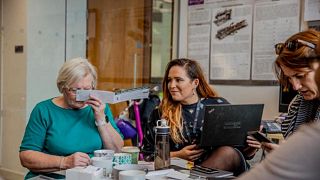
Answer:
[
  {"xmin": 248, "ymin": 131, "xmax": 274, "ymax": 143},
  {"xmin": 190, "ymin": 165, "xmax": 219, "ymax": 174}
]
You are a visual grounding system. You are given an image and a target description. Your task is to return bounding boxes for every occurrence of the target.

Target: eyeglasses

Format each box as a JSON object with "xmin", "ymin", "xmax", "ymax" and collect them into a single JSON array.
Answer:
[
  {"xmin": 66, "ymin": 87, "xmax": 93, "ymax": 94},
  {"xmin": 275, "ymin": 39, "xmax": 316, "ymax": 55}
]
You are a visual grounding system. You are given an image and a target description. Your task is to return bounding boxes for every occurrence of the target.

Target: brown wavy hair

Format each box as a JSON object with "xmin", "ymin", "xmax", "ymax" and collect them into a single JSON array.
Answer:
[
  {"xmin": 161, "ymin": 58, "xmax": 218, "ymax": 143},
  {"xmin": 274, "ymin": 29, "xmax": 320, "ymax": 87}
]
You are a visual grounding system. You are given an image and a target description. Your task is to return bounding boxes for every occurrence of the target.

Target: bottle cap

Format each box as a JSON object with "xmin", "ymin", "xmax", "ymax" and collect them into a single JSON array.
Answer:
[{"xmin": 156, "ymin": 119, "xmax": 170, "ymax": 134}]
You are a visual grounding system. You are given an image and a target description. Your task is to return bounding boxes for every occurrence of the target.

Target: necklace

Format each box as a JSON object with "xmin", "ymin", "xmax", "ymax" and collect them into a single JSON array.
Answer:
[{"xmin": 183, "ymin": 100, "xmax": 202, "ymax": 142}]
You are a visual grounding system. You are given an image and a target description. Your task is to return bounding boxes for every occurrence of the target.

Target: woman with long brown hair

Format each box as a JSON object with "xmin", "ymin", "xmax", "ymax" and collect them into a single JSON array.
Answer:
[{"xmin": 142, "ymin": 58, "xmax": 260, "ymax": 175}]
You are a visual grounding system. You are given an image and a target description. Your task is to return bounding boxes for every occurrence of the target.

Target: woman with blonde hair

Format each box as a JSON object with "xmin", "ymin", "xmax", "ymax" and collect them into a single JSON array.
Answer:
[
  {"xmin": 19, "ymin": 58, "xmax": 124, "ymax": 179},
  {"xmin": 142, "ymin": 58, "xmax": 260, "ymax": 175}
]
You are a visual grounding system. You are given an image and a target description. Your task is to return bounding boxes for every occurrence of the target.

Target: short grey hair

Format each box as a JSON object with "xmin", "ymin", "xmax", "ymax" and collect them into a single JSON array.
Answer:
[{"xmin": 57, "ymin": 57, "xmax": 97, "ymax": 93}]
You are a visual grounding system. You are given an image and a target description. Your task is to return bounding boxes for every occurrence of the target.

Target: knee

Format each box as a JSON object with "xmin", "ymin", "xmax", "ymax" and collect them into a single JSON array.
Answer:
[
  {"xmin": 214, "ymin": 146, "xmax": 239, "ymax": 158},
  {"xmin": 206, "ymin": 146, "xmax": 240, "ymax": 168},
  {"xmin": 202, "ymin": 146, "xmax": 241, "ymax": 169}
]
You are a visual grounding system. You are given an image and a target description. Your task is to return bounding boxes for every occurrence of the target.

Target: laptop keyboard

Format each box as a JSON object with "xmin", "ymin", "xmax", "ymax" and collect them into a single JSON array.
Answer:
[{"xmin": 263, "ymin": 121, "xmax": 282, "ymax": 133}]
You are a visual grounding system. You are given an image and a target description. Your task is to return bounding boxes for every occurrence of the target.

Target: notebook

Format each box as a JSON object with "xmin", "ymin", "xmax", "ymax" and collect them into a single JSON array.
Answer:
[{"xmin": 199, "ymin": 104, "xmax": 264, "ymax": 147}]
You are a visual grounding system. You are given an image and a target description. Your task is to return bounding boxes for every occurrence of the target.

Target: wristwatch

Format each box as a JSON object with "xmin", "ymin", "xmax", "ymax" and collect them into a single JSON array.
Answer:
[{"xmin": 95, "ymin": 116, "xmax": 109, "ymax": 127}]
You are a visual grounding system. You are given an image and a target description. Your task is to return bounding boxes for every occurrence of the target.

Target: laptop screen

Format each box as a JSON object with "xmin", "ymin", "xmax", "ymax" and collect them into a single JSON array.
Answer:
[{"xmin": 199, "ymin": 104, "xmax": 264, "ymax": 147}]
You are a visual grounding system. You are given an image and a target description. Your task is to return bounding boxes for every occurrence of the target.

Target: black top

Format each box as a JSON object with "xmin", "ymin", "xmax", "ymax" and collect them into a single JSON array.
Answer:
[{"xmin": 141, "ymin": 97, "xmax": 229, "ymax": 162}]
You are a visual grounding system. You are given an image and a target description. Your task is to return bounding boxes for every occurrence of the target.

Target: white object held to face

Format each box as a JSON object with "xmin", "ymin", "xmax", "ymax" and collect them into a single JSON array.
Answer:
[{"xmin": 63, "ymin": 74, "xmax": 94, "ymax": 109}]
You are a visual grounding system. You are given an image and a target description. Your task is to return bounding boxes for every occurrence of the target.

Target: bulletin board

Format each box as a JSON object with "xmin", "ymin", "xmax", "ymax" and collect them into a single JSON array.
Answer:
[{"xmin": 187, "ymin": 0, "xmax": 302, "ymax": 85}]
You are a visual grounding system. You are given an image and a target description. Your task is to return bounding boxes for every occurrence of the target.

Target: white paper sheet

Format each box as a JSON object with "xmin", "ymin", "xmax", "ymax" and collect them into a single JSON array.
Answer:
[
  {"xmin": 188, "ymin": 8, "xmax": 211, "ymax": 24},
  {"xmin": 252, "ymin": 0, "xmax": 300, "ymax": 80},
  {"xmin": 188, "ymin": 24, "xmax": 211, "ymax": 79},
  {"xmin": 304, "ymin": 0, "xmax": 320, "ymax": 21},
  {"xmin": 210, "ymin": 4, "xmax": 253, "ymax": 80}
]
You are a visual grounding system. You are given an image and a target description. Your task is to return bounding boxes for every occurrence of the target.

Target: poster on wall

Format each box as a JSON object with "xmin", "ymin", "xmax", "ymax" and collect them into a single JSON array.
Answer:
[
  {"xmin": 304, "ymin": 0, "xmax": 320, "ymax": 21},
  {"xmin": 210, "ymin": 4, "xmax": 253, "ymax": 80},
  {"xmin": 186, "ymin": 0, "xmax": 300, "ymax": 84},
  {"xmin": 251, "ymin": 0, "xmax": 300, "ymax": 80},
  {"xmin": 187, "ymin": 8, "xmax": 211, "ymax": 79},
  {"xmin": 188, "ymin": 24, "xmax": 211, "ymax": 78}
]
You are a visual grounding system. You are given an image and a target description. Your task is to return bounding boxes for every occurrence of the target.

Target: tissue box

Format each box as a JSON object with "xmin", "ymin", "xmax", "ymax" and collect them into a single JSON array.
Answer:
[{"xmin": 66, "ymin": 166, "xmax": 103, "ymax": 180}]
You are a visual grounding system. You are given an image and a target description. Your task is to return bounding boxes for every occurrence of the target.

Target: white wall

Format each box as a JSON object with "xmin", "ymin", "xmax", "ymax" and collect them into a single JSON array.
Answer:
[
  {"xmin": 27, "ymin": 0, "xmax": 87, "ymax": 120},
  {"xmin": 27, "ymin": 0, "xmax": 66, "ymax": 120},
  {"xmin": 214, "ymin": 86, "xmax": 279, "ymax": 119},
  {"xmin": 66, "ymin": 0, "xmax": 87, "ymax": 60},
  {"xmin": 0, "ymin": 0, "xmax": 87, "ymax": 179}
]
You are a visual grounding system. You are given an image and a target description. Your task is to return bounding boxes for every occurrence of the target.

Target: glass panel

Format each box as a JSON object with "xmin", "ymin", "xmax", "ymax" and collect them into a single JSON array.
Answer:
[
  {"xmin": 87, "ymin": 0, "xmax": 173, "ymax": 116},
  {"xmin": 88, "ymin": 0, "xmax": 150, "ymax": 88},
  {"xmin": 151, "ymin": 0, "xmax": 173, "ymax": 80}
]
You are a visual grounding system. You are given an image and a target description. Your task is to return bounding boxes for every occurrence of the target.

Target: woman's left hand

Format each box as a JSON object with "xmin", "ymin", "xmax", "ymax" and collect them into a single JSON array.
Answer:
[
  {"xmin": 246, "ymin": 135, "xmax": 262, "ymax": 149},
  {"xmin": 243, "ymin": 135, "xmax": 262, "ymax": 157},
  {"xmin": 86, "ymin": 95, "xmax": 106, "ymax": 121},
  {"xmin": 243, "ymin": 125, "xmax": 264, "ymax": 157}
]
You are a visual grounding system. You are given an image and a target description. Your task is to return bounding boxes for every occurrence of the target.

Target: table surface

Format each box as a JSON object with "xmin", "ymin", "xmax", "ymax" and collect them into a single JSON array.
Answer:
[{"xmin": 29, "ymin": 159, "xmax": 234, "ymax": 180}]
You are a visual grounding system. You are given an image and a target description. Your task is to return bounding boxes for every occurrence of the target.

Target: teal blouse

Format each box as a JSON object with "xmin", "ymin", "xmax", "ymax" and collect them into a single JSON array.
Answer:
[{"xmin": 20, "ymin": 98, "xmax": 123, "ymax": 179}]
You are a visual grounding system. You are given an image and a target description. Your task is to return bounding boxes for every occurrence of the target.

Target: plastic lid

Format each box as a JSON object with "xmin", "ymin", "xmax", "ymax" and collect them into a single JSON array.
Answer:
[
  {"xmin": 156, "ymin": 126, "xmax": 170, "ymax": 134},
  {"xmin": 156, "ymin": 119, "xmax": 170, "ymax": 134}
]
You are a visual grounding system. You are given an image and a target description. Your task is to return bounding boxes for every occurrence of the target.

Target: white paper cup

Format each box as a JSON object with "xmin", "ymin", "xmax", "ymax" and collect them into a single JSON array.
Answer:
[
  {"xmin": 119, "ymin": 170, "xmax": 146, "ymax": 180},
  {"xmin": 113, "ymin": 164, "xmax": 148, "ymax": 180},
  {"xmin": 91, "ymin": 157, "xmax": 115, "ymax": 174},
  {"xmin": 94, "ymin": 149, "xmax": 114, "ymax": 160},
  {"xmin": 113, "ymin": 153, "xmax": 132, "ymax": 165}
]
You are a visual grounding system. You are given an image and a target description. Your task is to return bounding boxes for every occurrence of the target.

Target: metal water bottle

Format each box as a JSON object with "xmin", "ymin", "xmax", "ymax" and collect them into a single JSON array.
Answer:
[{"xmin": 154, "ymin": 119, "xmax": 170, "ymax": 170}]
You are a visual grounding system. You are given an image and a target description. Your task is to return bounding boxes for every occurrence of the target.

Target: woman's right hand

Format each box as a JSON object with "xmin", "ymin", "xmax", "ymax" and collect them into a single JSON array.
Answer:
[
  {"xmin": 261, "ymin": 142, "xmax": 279, "ymax": 153},
  {"xmin": 172, "ymin": 144, "xmax": 204, "ymax": 161},
  {"xmin": 63, "ymin": 152, "xmax": 91, "ymax": 169}
]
